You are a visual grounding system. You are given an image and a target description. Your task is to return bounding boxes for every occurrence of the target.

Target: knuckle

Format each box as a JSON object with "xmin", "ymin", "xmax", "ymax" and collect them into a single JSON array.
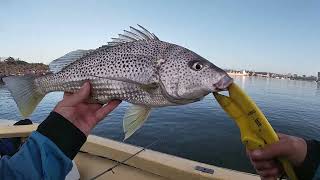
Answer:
[
  {"xmin": 269, "ymin": 168, "xmax": 279, "ymax": 176},
  {"xmin": 258, "ymin": 167, "xmax": 280, "ymax": 177},
  {"xmin": 254, "ymin": 160, "xmax": 275, "ymax": 171}
]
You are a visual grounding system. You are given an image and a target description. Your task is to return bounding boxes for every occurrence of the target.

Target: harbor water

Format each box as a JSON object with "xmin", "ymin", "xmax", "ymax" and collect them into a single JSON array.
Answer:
[{"xmin": 0, "ymin": 76, "xmax": 319, "ymax": 173}]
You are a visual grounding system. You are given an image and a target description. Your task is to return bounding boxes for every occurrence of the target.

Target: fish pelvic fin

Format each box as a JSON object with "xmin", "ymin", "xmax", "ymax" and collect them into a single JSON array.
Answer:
[
  {"xmin": 3, "ymin": 75, "xmax": 44, "ymax": 118},
  {"xmin": 123, "ymin": 105, "xmax": 152, "ymax": 140}
]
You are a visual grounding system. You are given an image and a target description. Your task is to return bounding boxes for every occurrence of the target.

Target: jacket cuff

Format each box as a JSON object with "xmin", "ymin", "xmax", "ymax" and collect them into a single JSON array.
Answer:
[
  {"xmin": 294, "ymin": 140, "xmax": 320, "ymax": 180},
  {"xmin": 37, "ymin": 111, "xmax": 87, "ymax": 159}
]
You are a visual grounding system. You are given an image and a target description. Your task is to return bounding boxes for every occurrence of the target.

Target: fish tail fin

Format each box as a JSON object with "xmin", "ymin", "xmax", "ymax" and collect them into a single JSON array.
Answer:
[{"xmin": 3, "ymin": 75, "xmax": 44, "ymax": 118}]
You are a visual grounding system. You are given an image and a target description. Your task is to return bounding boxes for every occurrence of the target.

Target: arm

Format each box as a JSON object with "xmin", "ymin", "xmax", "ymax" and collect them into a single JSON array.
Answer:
[
  {"xmin": 0, "ymin": 82, "xmax": 121, "ymax": 179},
  {"xmin": 0, "ymin": 113, "xmax": 83, "ymax": 179},
  {"xmin": 247, "ymin": 133, "xmax": 320, "ymax": 180}
]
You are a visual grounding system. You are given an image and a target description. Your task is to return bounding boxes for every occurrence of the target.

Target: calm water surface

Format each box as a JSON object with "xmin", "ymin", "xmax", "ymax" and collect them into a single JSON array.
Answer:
[{"xmin": 0, "ymin": 76, "xmax": 319, "ymax": 173}]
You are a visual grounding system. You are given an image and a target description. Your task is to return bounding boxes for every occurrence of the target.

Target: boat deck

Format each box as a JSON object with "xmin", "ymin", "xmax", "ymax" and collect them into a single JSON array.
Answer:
[{"xmin": 0, "ymin": 119, "xmax": 259, "ymax": 180}]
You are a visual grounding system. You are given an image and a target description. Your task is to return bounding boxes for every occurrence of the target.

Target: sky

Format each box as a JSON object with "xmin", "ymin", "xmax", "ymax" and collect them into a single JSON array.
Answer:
[{"xmin": 0, "ymin": 0, "xmax": 319, "ymax": 76}]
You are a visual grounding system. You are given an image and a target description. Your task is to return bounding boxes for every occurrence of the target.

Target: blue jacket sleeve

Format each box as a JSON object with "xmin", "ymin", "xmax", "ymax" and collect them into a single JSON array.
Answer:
[
  {"xmin": 0, "ymin": 111, "xmax": 87, "ymax": 180},
  {"xmin": 0, "ymin": 132, "xmax": 73, "ymax": 180}
]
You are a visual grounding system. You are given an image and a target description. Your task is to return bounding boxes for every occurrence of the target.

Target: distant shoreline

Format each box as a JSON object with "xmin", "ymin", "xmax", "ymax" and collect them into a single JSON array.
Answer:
[
  {"xmin": 228, "ymin": 74, "xmax": 319, "ymax": 83},
  {"xmin": 227, "ymin": 71, "xmax": 319, "ymax": 82},
  {"xmin": 0, "ymin": 58, "xmax": 50, "ymax": 85}
]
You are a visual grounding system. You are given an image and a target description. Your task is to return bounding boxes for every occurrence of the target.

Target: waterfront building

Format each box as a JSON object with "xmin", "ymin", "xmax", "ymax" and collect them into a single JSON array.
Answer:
[{"xmin": 227, "ymin": 70, "xmax": 249, "ymax": 76}]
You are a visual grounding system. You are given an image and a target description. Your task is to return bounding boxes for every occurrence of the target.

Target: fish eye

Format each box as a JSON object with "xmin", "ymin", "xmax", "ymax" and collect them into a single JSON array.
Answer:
[{"xmin": 191, "ymin": 62, "xmax": 203, "ymax": 71}]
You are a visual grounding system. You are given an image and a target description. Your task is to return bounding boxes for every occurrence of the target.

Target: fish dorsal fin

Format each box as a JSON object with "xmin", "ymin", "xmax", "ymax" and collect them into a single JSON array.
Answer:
[
  {"xmin": 107, "ymin": 24, "xmax": 159, "ymax": 47},
  {"xmin": 49, "ymin": 25, "xmax": 158, "ymax": 73},
  {"xmin": 49, "ymin": 49, "xmax": 94, "ymax": 73},
  {"xmin": 123, "ymin": 105, "xmax": 152, "ymax": 140}
]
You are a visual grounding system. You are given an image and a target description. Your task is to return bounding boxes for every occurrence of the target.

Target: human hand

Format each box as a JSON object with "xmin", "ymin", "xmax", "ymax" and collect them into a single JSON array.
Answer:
[
  {"xmin": 53, "ymin": 82, "xmax": 121, "ymax": 136},
  {"xmin": 247, "ymin": 133, "xmax": 307, "ymax": 179}
]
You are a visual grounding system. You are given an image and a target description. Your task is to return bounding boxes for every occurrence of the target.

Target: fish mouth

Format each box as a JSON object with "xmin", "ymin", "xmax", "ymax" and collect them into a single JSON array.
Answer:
[{"xmin": 213, "ymin": 75, "xmax": 233, "ymax": 91}]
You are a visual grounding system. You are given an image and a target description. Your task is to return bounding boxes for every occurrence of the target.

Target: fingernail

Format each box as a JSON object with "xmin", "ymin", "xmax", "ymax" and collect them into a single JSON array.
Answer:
[{"xmin": 81, "ymin": 82, "xmax": 89, "ymax": 88}]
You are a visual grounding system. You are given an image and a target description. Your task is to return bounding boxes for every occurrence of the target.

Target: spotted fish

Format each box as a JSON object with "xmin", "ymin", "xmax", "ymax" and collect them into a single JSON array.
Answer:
[{"xmin": 4, "ymin": 25, "xmax": 233, "ymax": 139}]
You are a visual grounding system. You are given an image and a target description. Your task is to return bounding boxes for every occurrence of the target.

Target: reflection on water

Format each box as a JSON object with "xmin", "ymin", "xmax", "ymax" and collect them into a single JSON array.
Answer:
[
  {"xmin": 240, "ymin": 76, "xmax": 246, "ymax": 89},
  {"xmin": 316, "ymin": 82, "xmax": 320, "ymax": 96},
  {"xmin": 0, "ymin": 77, "xmax": 319, "ymax": 174}
]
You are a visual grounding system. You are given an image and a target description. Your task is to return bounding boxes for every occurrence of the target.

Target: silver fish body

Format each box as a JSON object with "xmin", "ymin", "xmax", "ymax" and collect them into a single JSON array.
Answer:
[
  {"xmin": 4, "ymin": 25, "xmax": 233, "ymax": 139},
  {"xmin": 35, "ymin": 39, "xmax": 231, "ymax": 107}
]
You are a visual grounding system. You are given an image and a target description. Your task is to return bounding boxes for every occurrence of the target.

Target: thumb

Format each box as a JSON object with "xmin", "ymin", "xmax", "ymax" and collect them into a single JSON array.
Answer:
[
  {"xmin": 64, "ymin": 82, "xmax": 91, "ymax": 106},
  {"xmin": 250, "ymin": 142, "xmax": 289, "ymax": 161}
]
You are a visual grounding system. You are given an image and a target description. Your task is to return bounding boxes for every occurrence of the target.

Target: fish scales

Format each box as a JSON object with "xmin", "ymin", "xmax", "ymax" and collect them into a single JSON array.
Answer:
[
  {"xmin": 35, "ymin": 71, "xmax": 172, "ymax": 107},
  {"xmin": 34, "ymin": 40, "xmax": 172, "ymax": 106}
]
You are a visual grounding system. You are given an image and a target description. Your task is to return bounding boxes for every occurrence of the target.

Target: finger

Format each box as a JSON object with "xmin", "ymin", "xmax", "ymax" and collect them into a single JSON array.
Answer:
[
  {"xmin": 253, "ymin": 160, "xmax": 278, "ymax": 171},
  {"xmin": 250, "ymin": 142, "xmax": 289, "ymax": 161},
  {"xmin": 257, "ymin": 167, "xmax": 280, "ymax": 178},
  {"xmin": 277, "ymin": 133, "xmax": 288, "ymax": 139},
  {"xmin": 64, "ymin": 82, "xmax": 91, "ymax": 106},
  {"xmin": 261, "ymin": 177, "xmax": 277, "ymax": 180},
  {"xmin": 95, "ymin": 100, "xmax": 121, "ymax": 120},
  {"xmin": 246, "ymin": 148, "xmax": 252, "ymax": 158},
  {"xmin": 63, "ymin": 92, "xmax": 72, "ymax": 98},
  {"xmin": 88, "ymin": 104, "xmax": 103, "ymax": 111}
]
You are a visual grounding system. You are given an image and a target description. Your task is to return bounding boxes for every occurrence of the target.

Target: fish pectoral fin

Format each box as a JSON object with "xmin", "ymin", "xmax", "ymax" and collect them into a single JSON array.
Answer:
[{"xmin": 123, "ymin": 105, "xmax": 152, "ymax": 140}]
